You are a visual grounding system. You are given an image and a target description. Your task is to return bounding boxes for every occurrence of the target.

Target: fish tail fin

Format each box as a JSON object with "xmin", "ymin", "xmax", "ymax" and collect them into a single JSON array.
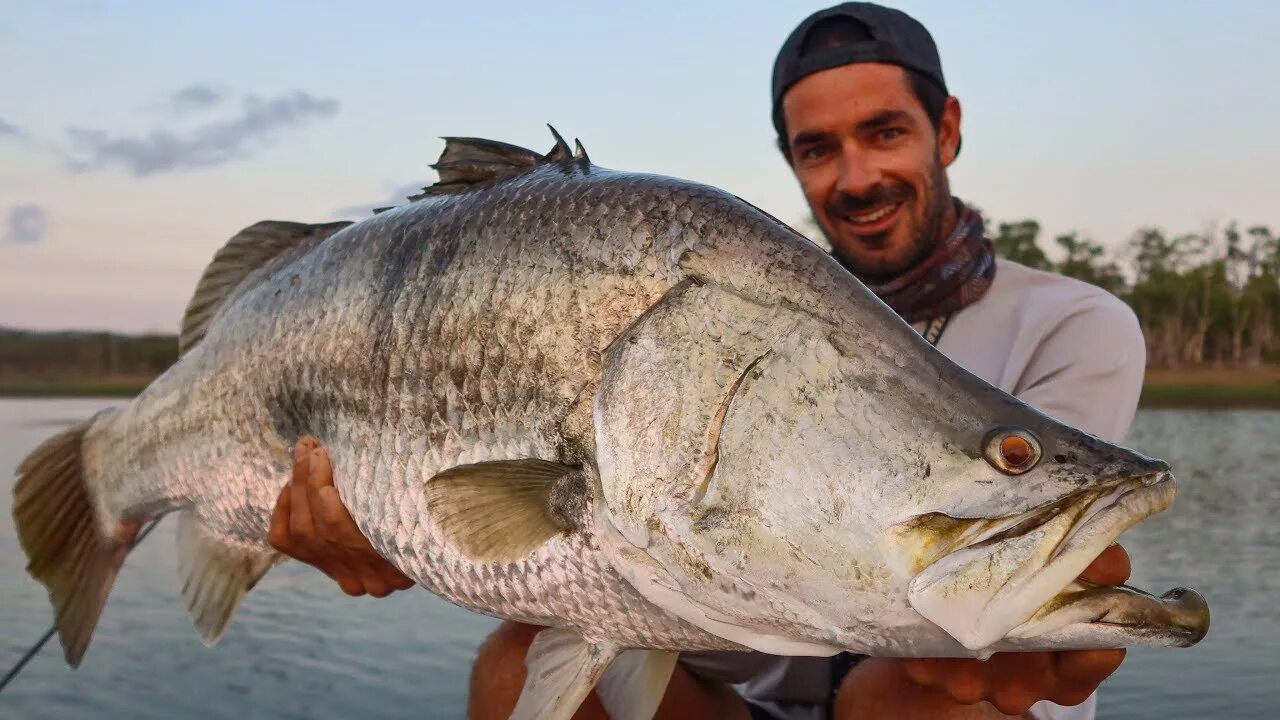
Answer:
[
  {"xmin": 12, "ymin": 411, "xmax": 127, "ymax": 667},
  {"xmin": 178, "ymin": 510, "xmax": 278, "ymax": 645}
]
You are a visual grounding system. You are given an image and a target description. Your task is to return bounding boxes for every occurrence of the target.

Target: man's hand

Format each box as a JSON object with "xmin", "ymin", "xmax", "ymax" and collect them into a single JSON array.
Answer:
[
  {"xmin": 881, "ymin": 543, "xmax": 1132, "ymax": 717},
  {"xmin": 267, "ymin": 437, "xmax": 415, "ymax": 597}
]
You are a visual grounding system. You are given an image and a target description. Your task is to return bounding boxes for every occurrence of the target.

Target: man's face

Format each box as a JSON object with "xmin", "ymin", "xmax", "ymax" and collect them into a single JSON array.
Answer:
[{"xmin": 782, "ymin": 63, "xmax": 961, "ymax": 280}]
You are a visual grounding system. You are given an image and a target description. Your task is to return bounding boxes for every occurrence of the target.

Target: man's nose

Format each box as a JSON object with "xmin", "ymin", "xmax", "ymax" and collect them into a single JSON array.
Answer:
[{"xmin": 835, "ymin": 148, "xmax": 882, "ymax": 197}]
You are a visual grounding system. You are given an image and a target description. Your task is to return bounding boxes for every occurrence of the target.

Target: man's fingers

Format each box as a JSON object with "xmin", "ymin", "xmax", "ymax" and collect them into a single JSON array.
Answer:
[
  {"xmin": 359, "ymin": 567, "xmax": 392, "ymax": 598},
  {"xmin": 316, "ymin": 485, "xmax": 374, "ymax": 552},
  {"xmin": 1054, "ymin": 648, "xmax": 1125, "ymax": 686},
  {"xmin": 333, "ymin": 568, "xmax": 367, "ymax": 596},
  {"xmin": 305, "ymin": 445, "xmax": 339, "ymax": 541},
  {"xmin": 1048, "ymin": 681, "xmax": 1098, "ymax": 708},
  {"xmin": 267, "ymin": 487, "xmax": 294, "ymax": 554},
  {"xmin": 288, "ymin": 460, "xmax": 317, "ymax": 540},
  {"xmin": 1079, "ymin": 543, "xmax": 1131, "ymax": 585},
  {"xmin": 990, "ymin": 684, "xmax": 1037, "ymax": 717},
  {"xmin": 987, "ymin": 652, "xmax": 1052, "ymax": 716},
  {"xmin": 900, "ymin": 658, "xmax": 943, "ymax": 687},
  {"xmin": 292, "ymin": 437, "xmax": 317, "ymax": 485},
  {"xmin": 388, "ymin": 571, "xmax": 415, "ymax": 591},
  {"xmin": 940, "ymin": 659, "xmax": 988, "ymax": 705}
]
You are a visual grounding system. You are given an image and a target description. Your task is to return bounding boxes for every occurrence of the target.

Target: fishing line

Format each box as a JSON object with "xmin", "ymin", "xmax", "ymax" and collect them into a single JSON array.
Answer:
[{"xmin": 0, "ymin": 516, "xmax": 163, "ymax": 693}]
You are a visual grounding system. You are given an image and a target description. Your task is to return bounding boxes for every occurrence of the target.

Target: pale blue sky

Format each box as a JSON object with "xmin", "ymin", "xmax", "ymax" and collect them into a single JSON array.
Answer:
[{"xmin": 2, "ymin": 1, "xmax": 1276, "ymax": 332}]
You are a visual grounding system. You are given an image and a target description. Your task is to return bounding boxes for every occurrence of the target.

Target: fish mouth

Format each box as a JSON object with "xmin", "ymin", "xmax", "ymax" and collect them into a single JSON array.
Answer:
[{"xmin": 899, "ymin": 471, "xmax": 1209, "ymax": 653}]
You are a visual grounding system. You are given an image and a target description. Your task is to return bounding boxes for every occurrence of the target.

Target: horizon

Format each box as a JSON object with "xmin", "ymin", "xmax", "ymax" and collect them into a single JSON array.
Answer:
[{"xmin": 3, "ymin": 1, "xmax": 1276, "ymax": 333}]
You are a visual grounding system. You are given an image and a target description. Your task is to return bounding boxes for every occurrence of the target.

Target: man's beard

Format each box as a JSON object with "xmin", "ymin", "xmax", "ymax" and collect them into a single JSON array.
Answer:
[{"xmin": 822, "ymin": 157, "xmax": 950, "ymax": 283}]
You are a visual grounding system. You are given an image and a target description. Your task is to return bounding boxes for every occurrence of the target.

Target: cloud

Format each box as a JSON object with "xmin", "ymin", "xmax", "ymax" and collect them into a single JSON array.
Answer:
[
  {"xmin": 5, "ymin": 204, "xmax": 49, "ymax": 245},
  {"xmin": 0, "ymin": 117, "xmax": 28, "ymax": 141},
  {"xmin": 332, "ymin": 181, "xmax": 430, "ymax": 219},
  {"xmin": 66, "ymin": 91, "xmax": 340, "ymax": 176},
  {"xmin": 166, "ymin": 83, "xmax": 227, "ymax": 114}
]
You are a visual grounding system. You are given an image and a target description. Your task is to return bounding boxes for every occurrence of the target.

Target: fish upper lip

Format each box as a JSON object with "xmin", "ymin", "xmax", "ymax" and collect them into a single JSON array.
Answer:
[{"xmin": 951, "ymin": 470, "xmax": 1173, "ymax": 561}]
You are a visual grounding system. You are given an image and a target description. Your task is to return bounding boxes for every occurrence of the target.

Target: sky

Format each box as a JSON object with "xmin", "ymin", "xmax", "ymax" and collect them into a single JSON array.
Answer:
[{"xmin": 1, "ymin": 0, "xmax": 1276, "ymax": 333}]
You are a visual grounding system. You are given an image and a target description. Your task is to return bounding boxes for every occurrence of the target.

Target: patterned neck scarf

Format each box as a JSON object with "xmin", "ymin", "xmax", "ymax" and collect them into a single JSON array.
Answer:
[{"xmin": 861, "ymin": 199, "xmax": 996, "ymax": 324}]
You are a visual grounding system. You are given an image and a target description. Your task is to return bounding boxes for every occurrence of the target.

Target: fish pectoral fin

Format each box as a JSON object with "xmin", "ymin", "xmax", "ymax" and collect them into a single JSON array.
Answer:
[
  {"xmin": 177, "ymin": 511, "xmax": 280, "ymax": 646},
  {"xmin": 179, "ymin": 219, "xmax": 351, "ymax": 355},
  {"xmin": 424, "ymin": 459, "xmax": 584, "ymax": 563},
  {"xmin": 594, "ymin": 649, "xmax": 679, "ymax": 720},
  {"xmin": 512, "ymin": 629, "xmax": 619, "ymax": 720}
]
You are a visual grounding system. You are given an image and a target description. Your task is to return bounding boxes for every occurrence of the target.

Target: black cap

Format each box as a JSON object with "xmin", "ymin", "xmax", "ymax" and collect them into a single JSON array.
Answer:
[{"xmin": 771, "ymin": 3, "xmax": 949, "ymax": 141}]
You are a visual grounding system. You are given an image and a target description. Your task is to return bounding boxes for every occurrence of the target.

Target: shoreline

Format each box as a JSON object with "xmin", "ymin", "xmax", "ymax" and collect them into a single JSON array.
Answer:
[{"xmin": 3, "ymin": 368, "xmax": 1280, "ymax": 409}]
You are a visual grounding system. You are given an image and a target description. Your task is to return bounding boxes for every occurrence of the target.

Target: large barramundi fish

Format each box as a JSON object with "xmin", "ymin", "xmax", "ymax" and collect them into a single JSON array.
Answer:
[{"xmin": 13, "ymin": 128, "xmax": 1208, "ymax": 720}]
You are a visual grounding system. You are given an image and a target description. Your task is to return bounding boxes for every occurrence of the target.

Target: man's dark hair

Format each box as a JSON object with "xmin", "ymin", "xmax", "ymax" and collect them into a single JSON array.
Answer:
[{"xmin": 775, "ymin": 16, "xmax": 948, "ymax": 157}]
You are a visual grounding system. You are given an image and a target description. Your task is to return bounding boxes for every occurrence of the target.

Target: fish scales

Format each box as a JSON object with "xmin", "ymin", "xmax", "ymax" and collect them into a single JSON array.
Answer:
[{"xmin": 80, "ymin": 163, "xmax": 751, "ymax": 651}]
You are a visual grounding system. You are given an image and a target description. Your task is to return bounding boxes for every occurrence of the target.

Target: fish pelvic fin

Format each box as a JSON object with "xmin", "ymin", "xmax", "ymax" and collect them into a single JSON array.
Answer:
[
  {"xmin": 594, "ymin": 649, "xmax": 679, "ymax": 720},
  {"xmin": 12, "ymin": 411, "xmax": 126, "ymax": 667},
  {"xmin": 177, "ymin": 511, "xmax": 279, "ymax": 646},
  {"xmin": 179, "ymin": 220, "xmax": 352, "ymax": 355},
  {"xmin": 511, "ymin": 629, "xmax": 620, "ymax": 720},
  {"xmin": 424, "ymin": 459, "xmax": 584, "ymax": 563}
]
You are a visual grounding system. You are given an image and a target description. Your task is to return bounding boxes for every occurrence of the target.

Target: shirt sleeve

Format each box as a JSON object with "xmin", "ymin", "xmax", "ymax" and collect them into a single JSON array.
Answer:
[{"xmin": 1013, "ymin": 294, "xmax": 1147, "ymax": 720}]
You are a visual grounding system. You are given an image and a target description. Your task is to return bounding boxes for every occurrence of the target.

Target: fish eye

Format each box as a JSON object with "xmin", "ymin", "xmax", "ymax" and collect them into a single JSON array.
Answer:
[{"xmin": 983, "ymin": 427, "xmax": 1042, "ymax": 475}]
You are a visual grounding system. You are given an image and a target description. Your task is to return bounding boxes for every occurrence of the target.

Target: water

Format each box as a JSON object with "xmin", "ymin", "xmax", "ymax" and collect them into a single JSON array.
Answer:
[{"xmin": 0, "ymin": 399, "xmax": 1276, "ymax": 719}]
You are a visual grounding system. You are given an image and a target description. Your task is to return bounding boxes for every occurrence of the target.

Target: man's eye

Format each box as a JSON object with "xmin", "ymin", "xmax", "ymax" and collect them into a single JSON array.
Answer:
[
  {"xmin": 879, "ymin": 128, "xmax": 905, "ymax": 142},
  {"xmin": 800, "ymin": 146, "xmax": 829, "ymax": 161}
]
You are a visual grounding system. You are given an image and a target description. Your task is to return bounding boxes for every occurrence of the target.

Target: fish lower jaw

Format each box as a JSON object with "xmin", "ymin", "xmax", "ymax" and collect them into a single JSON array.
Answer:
[{"xmin": 1000, "ymin": 582, "xmax": 1210, "ymax": 650}]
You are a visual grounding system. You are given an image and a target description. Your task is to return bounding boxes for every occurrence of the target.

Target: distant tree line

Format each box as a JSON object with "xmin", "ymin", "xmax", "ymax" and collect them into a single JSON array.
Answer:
[
  {"xmin": 0, "ymin": 329, "xmax": 178, "ymax": 380},
  {"xmin": 990, "ymin": 219, "xmax": 1279, "ymax": 368}
]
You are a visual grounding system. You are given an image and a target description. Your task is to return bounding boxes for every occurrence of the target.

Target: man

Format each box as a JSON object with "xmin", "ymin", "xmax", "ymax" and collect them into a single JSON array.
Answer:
[{"xmin": 268, "ymin": 3, "xmax": 1148, "ymax": 718}]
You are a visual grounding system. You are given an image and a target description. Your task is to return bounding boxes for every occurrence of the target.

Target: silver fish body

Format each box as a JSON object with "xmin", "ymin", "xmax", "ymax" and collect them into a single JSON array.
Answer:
[{"xmin": 13, "ymin": 131, "xmax": 1208, "ymax": 720}]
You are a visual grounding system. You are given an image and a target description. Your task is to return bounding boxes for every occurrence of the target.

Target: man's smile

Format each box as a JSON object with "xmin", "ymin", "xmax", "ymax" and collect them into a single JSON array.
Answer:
[{"xmin": 835, "ymin": 199, "xmax": 904, "ymax": 238}]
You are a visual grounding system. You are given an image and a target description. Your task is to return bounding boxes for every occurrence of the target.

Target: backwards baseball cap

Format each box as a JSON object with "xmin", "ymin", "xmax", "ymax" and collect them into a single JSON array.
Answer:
[{"xmin": 771, "ymin": 3, "xmax": 950, "ymax": 143}]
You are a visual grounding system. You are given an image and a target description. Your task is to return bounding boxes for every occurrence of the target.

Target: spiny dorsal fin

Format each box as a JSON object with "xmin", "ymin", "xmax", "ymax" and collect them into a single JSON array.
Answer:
[
  {"xmin": 425, "ymin": 136, "xmax": 543, "ymax": 195},
  {"xmin": 573, "ymin": 138, "xmax": 590, "ymax": 163},
  {"xmin": 545, "ymin": 124, "xmax": 573, "ymax": 162},
  {"xmin": 423, "ymin": 127, "xmax": 588, "ymax": 196},
  {"xmin": 179, "ymin": 220, "xmax": 351, "ymax": 355},
  {"xmin": 424, "ymin": 459, "xmax": 584, "ymax": 562}
]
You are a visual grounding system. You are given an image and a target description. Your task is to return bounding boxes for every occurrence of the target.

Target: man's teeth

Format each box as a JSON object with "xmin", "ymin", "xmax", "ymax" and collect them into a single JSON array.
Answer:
[{"xmin": 849, "ymin": 203, "xmax": 898, "ymax": 223}]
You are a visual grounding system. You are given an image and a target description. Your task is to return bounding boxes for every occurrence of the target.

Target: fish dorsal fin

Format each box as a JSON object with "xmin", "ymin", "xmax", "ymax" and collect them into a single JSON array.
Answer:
[
  {"xmin": 424, "ymin": 459, "xmax": 584, "ymax": 562},
  {"xmin": 423, "ymin": 125, "xmax": 585, "ymax": 195},
  {"xmin": 511, "ymin": 629, "xmax": 620, "ymax": 720},
  {"xmin": 179, "ymin": 220, "xmax": 351, "ymax": 355},
  {"xmin": 428, "ymin": 136, "xmax": 543, "ymax": 193}
]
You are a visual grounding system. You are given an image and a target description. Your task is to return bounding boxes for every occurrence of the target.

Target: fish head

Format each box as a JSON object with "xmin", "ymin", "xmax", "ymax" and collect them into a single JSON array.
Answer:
[
  {"xmin": 592, "ymin": 185, "xmax": 1207, "ymax": 657},
  {"xmin": 684, "ymin": 321, "xmax": 1208, "ymax": 656}
]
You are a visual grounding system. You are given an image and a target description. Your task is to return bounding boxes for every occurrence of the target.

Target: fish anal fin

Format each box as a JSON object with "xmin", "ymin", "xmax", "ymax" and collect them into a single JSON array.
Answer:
[
  {"xmin": 424, "ymin": 459, "xmax": 584, "ymax": 563},
  {"xmin": 511, "ymin": 628, "xmax": 619, "ymax": 720},
  {"xmin": 179, "ymin": 220, "xmax": 352, "ymax": 355},
  {"xmin": 595, "ymin": 649, "xmax": 679, "ymax": 720},
  {"xmin": 177, "ymin": 511, "xmax": 279, "ymax": 646}
]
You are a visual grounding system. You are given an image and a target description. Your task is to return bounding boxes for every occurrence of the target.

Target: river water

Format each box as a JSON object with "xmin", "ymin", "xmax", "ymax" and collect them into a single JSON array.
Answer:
[{"xmin": 1, "ymin": 399, "xmax": 1276, "ymax": 718}]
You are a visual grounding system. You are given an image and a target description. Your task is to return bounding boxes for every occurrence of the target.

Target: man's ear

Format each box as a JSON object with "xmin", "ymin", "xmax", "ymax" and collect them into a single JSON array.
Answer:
[{"xmin": 938, "ymin": 96, "xmax": 962, "ymax": 167}]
